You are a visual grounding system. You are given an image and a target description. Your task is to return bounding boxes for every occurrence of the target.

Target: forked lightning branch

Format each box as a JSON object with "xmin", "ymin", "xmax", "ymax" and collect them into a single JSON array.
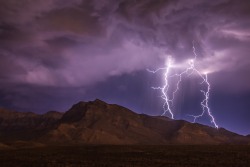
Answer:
[{"xmin": 148, "ymin": 45, "xmax": 218, "ymax": 129}]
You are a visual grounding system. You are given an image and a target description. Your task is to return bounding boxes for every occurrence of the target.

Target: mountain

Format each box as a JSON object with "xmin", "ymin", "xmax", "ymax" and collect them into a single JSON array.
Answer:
[
  {"xmin": 0, "ymin": 108, "xmax": 62, "ymax": 141},
  {"xmin": 0, "ymin": 99, "xmax": 249, "ymax": 146}
]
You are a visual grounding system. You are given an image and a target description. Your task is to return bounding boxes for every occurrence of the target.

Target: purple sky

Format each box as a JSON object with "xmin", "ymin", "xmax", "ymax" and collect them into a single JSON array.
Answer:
[{"xmin": 0, "ymin": 0, "xmax": 250, "ymax": 135}]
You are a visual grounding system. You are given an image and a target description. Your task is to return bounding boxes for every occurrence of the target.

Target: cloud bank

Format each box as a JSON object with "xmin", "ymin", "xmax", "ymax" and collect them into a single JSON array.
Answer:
[
  {"xmin": 1, "ymin": 0, "xmax": 250, "ymax": 88},
  {"xmin": 1, "ymin": 0, "xmax": 250, "ymax": 98}
]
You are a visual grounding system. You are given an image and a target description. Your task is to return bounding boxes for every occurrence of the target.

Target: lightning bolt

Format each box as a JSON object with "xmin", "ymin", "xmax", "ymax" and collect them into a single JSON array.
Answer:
[
  {"xmin": 189, "ymin": 73, "xmax": 218, "ymax": 128},
  {"xmin": 148, "ymin": 43, "xmax": 219, "ymax": 128},
  {"xmin": 147, "ymin": 56, "xmax": 174, "ymax": 119},
  {"xmin": 187, "ymin": 44, "xmax": 219, "ymax": 128}
]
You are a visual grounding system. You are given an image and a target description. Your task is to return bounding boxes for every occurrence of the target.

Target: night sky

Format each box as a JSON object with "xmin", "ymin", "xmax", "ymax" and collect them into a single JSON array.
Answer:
[{"xmin": 0, "ymin": 0, "xmax": 250, "ymax": 135}]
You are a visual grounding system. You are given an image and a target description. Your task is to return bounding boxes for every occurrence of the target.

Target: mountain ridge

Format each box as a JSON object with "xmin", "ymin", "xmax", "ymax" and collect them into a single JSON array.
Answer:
[{"xmin": 0, "ymin": 99, "xmax": 249, "ymax": 147}]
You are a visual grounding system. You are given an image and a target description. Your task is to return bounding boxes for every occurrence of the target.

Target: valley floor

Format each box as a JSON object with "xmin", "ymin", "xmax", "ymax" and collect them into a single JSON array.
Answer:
[{"xmin": 0, "ymin": 145, "xmax": 250, "ymax": 167}]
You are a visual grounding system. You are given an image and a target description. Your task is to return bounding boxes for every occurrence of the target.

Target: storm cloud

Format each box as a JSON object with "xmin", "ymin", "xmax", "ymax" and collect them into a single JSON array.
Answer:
[{"xmin": 0, "ymin": 0, "xmax": 249, "ymax": 88}]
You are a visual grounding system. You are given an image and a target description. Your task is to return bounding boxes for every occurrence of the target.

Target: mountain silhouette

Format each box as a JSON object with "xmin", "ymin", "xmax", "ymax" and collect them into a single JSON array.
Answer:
[{"xmin": 0, "ymin": 99, "xmax": 249, "ymax": 147}]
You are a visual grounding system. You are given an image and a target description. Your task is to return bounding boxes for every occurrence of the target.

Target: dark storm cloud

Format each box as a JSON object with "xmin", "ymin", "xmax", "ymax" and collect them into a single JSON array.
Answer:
[
  {"xmin": 1, "ymin": 0, "xmax": 250, "ymax": 110},
  {"xmin": 0, "ymin": 0, "xmax": 166, "ymax": 87}
]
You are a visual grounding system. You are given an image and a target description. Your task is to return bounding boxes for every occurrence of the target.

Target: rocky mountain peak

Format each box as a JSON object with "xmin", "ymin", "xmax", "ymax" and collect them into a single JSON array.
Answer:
[
  {"xmin": 92, "ymin": 99, "xmax": 107, "ymax": 105},
  {"xmin": 42, "ymin": 111, "xmax": 63, "ymax": 119},
  {"xmin": 60, "ymin": 99, "xmax": 108, "ymax": 123},
  {"xmin": 0, "ymin": 100, "xmax": 249, "ymax": 145}
]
